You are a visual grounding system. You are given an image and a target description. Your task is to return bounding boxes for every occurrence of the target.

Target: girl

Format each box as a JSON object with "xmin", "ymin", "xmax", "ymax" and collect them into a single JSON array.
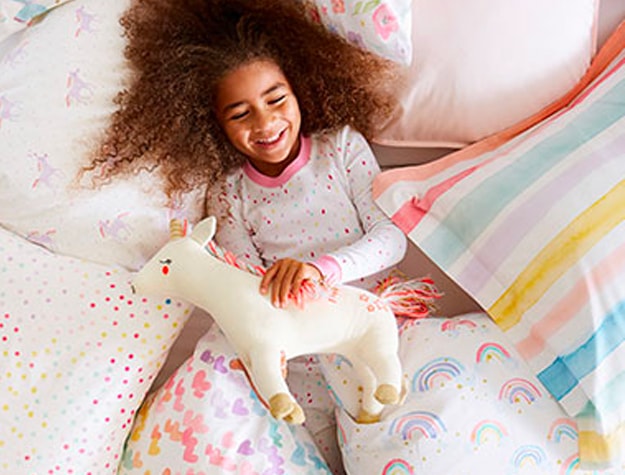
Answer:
[
  {"xmin": 86, "ymin": 0, "xmax": 438, "ymax": 471},
  {"xmin": 86, "ymin": 0, "xmax": 422, "ymax": 304}
]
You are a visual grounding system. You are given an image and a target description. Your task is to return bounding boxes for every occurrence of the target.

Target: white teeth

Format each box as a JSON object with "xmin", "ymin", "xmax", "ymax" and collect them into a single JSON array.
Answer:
[{"xmin": 256, "ymin": 131, "xmax": 282, "ymax": 144}]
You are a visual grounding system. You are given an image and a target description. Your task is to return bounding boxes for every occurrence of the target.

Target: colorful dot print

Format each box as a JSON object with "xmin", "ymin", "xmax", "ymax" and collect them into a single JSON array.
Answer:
[{"xmin": 0, "ymin": 228, "xmax": 192, "ymax": 474}]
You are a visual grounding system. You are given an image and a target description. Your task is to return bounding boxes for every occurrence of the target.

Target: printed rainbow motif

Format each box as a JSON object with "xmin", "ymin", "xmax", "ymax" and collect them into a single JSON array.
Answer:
[
  {"xmin": 476, "ymin": 342, "xmax": 512, "ymax": 363},
  {"xmin": 548, "ymin": 418, "xmax": 578, "ymax": 443},
  {"xmin": 412, "ymin": 356, "xmax": 465, "ymax": 392},
  {"xmin": 560, "ymin": 454, "xmax": 581, "ymax": 475},
  {"xmin": 511, "ymin": 445, "xmax": 547, "ymax": 469},
  {"xmin": 498, "ymin": 377, "xmax": 542, "ymax": 404},
  {"xmin": 440, "ymin": 318, "xmax": 478, "ymax": 333},
  {"xmin": 470, "ymin": 419, "xmax": 508, "ymax": 446},
  {"xmin": 388, "ymin": 410, "xmax": 447, "ymax": 441},
  {"xmin": 382, "ymin": 458, "xmax": 414, "ymax": 475}
]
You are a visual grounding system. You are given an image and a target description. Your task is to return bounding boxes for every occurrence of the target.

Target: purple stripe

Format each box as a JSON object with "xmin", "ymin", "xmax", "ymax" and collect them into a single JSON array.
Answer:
[{"xmin": 459, "ymin": 130, "xmax": 625, "ymax": 296}]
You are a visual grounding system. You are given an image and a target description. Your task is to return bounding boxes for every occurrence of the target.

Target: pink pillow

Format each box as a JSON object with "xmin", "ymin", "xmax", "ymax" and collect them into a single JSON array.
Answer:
[{"xmin": 373, "ymin": 0, "xmax": 599, "ymax": 148}]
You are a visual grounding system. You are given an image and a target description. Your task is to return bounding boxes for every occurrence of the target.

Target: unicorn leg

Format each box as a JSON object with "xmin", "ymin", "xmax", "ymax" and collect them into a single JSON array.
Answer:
[
  {"xmin": 358, "ymin": 326, "xmax": 403, "ymax": 406},
  {"xmin": 345, "ymin": 354, "xmax": 386, "ymax": 423},
  {"xmin": 247, "ymin": 347, "xmax": 305, "ymax": 424}
]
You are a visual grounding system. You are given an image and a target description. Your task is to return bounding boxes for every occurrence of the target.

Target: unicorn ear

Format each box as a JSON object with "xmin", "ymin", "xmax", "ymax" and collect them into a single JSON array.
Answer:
[{"xmin": 190, "ymin": 216, "xmax": 217, "ymax": 246}]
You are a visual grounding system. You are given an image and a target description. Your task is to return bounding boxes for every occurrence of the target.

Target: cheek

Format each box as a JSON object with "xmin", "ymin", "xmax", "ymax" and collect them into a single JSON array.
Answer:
[
  {"xmin": 287, "ymin": 101, "xmax": 302, "ymax": 130},
  {"xmin": 161, "ymin": 265, "xmax": 169, "ymax": 275},
  {"xmin": 221, "ymin": 121, "xmax": 247, "ymax": 146}
]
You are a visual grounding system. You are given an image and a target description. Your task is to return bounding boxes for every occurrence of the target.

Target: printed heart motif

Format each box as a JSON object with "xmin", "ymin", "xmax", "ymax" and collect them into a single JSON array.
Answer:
[
  {"xmin": 206, "ymin": 444, "xmax": 236, "ymax": 469},
  {"xmin": 164, "ymin": 419, "xmax": 183, "ymax": 442},
  {"xmin": 200, "ymin": 349, "xmax": 214, "ymax": 364},
  {"xmin": 290, "ymin": 443, "xmax": 307, "ymax": 466},
  {"xmin": 232, "ymin": 398, "xmax": 249, "ymax": 416},
  {"xmin": 238, "ymin": 460, "xmax": 258, "ymax": 475},
  {"xmin": 214, "ymin": 355, "xmax": 228, "ymax": 373},
  {"xmin": 237, "ymin": 439, "xmax": 255, "ymax": 456},
  {"xmin": 132, "ymin": 450, "xmax": 144, "ymax": 468},
  {"xmin": 192, "ymin": 370, "xmax": 211, "ymax": 398},
  {"xmin": 222, "ymin": 431, "xmax": 235, "ymax": 449}
]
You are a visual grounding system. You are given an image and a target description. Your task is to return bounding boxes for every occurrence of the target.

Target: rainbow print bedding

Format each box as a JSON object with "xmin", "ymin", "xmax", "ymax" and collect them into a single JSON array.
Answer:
[{"xmin": 373, "ymin": 29, "xmax": 625, "ymax": 470}]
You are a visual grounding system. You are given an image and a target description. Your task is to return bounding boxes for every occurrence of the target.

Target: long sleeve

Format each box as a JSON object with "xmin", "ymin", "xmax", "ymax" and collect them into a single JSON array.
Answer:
[
  {"xmin": 209, "ymin": 177, "xmax": 265, "ymax": 270},
  {"xmin": 313, "ymin": 128, "xmax": 407, "ymax": 285}
]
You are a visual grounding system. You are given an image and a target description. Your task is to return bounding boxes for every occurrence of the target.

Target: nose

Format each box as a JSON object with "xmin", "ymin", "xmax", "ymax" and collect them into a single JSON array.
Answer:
[{"xmin": 254, "ymin": 109, "xmax": 275, "ymax": 134}]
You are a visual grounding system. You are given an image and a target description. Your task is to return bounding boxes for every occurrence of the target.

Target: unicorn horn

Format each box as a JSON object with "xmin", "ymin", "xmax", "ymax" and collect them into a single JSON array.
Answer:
[{"xmin": 169, "ymin": 219, "xmax": 186, "ymax": 239}]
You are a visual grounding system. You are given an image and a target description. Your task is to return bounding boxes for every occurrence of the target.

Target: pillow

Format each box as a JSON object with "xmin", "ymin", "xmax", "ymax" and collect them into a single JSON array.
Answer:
[
  {"xmin": 0, "ymin": 226, "xmax": 193, "ymax": 474},
  {"xmin": 333, "ymin": 313, "xmax": 620, "ymax": 475},
  {"xmin": 0, "ymin": 0, "xmax": 71, "ymax": 42},
  {"xmin": 373, "ymin": 24, "xmax": 625, "ymax": 470},
  {"xmin": 0, "ymin": 0, "xmax": 205, "ymax": 271},
  {"xmin": 301, "ymin": 0, "xmax": 412, "ymax": 65},
  {"xmin": 119, "ymin": 324, "xmax": 334, "ymax": 475},
  {"xmin": 372, "ymin": 0, "xmax": 598, "ymax": 148}
]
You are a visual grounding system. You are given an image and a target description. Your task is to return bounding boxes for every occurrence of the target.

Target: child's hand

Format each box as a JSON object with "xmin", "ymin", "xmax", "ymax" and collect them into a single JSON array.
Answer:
[{"xmin": 260, "ymin": 259, "xmax": 322, "ymax": 308}]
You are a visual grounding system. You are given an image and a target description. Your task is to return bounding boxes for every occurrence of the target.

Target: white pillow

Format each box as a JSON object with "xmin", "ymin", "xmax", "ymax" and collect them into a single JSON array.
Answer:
[
  {"xmin": 0, "ymin": 0, "xmax": 205, "ymax": 271},
  {"xmin": 0, "ymin": 226, "xmax": 193, "ymax": 474},
  {"xmin": 302, "ymin": 0, "xmax": 412, "ymax": 64},
  {"xmin": 372, "ymin": 0, "xmax": 599, "ymax": 148}
]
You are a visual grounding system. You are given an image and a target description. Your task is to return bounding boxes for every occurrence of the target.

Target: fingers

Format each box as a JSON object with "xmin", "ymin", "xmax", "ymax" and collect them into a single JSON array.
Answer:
[
  {"xmin": 260, "ymin": 264, "xmax": 277, "ymax": 295},
  {"xmin": 260, "ymin": 259, "xmax": 313, "ymax": 308},
  {"xmin": 273, "ymin": 262, "xmax": 299, "ymax": 307}
]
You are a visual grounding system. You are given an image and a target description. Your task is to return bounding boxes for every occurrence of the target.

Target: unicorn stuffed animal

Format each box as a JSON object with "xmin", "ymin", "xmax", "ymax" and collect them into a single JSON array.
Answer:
[{"xmin": 132, "ymin": 217, "xmax": 404, "ymax": 424}]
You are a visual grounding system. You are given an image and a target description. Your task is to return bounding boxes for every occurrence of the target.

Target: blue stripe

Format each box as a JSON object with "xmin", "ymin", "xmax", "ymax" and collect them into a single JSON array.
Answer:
[
  {"xmin": 420, "ymin": 77, "xmax": 625, "ymax": 268},
  {"xmin": 538, "ymin": 300, "xmax": 625, "ymax": 401}
]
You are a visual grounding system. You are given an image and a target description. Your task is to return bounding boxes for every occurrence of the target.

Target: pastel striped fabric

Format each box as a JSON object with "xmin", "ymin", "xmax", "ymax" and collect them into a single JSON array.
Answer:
[{"xmin": 373, "ymin": 29, "xmax": 625, "ymax": 470}]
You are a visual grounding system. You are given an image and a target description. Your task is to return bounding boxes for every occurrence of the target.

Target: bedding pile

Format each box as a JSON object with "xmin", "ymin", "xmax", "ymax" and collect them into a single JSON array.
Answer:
[{"xmin": 2, "ymin": 0, "xmax": 625, "ymax": 473}]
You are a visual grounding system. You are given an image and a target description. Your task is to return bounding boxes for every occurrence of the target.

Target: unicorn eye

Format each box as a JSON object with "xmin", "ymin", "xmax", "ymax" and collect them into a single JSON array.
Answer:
[{"xmin": 159, "ymin": 259, "xmax": 172, "ymax": 275}]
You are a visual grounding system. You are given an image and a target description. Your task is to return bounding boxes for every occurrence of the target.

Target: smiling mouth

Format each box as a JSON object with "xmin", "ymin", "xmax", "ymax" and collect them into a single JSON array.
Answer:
[{"xmin": 255, "ymin": 129, "xmax": 285, "ymax": 147}]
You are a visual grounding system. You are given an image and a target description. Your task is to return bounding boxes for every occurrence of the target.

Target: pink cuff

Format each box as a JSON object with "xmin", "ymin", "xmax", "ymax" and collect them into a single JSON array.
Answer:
[{"xmin": 310, "ymin": 255, "xmax": 342, "ymax": 285}]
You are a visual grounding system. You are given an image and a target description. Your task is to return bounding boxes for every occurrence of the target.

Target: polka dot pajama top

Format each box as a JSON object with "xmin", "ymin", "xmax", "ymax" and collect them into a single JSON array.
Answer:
[{"xmin": 213, "ymin": 125, "xmax": 407, "ymax": 289}]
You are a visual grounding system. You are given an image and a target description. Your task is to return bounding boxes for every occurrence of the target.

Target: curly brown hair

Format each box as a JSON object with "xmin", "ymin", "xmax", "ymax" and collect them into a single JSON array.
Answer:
[{"xmin": 84, "ymin": 0, "xmax": 401, "ymax": 200}]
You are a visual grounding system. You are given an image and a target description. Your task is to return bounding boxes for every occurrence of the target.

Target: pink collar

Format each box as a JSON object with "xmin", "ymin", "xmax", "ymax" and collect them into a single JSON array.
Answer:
[{"xmin": 243, "ymin": 136, "xmax": 311, "ymax": 187}]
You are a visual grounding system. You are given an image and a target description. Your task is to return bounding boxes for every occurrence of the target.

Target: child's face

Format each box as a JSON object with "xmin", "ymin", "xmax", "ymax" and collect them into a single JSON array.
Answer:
[{"xmin": 215, "ymin": 59, "xmax": 302, "ymax": 177}]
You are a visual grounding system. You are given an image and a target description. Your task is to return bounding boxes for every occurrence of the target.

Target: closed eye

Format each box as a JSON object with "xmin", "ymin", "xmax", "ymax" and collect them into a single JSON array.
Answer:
[
  {"xmin": 159, "ymin": 258, "xmax": 172, "ymax": 265},
  {"xmin": 268, "ymin": 95, "xmax": 286, "ymax": 105},
  {"xmin": 229, "ymin": 110, "xmax": 249, "ymax": 121}
]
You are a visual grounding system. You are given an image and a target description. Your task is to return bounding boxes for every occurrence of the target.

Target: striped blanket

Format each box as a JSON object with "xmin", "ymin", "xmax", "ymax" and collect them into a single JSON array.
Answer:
[{"xmin": 373, "ymin": 24, "xmax": 625, "ymax": 470}]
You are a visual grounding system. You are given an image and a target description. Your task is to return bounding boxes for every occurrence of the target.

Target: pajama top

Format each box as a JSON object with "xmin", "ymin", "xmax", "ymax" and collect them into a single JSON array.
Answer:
[{"xmin": 213, "ymin": 125, "xmax": 407, "ymax": 289}]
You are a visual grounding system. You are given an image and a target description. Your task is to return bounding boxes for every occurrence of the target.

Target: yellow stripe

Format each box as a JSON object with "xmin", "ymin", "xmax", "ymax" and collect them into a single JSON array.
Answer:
[
  {"xmin": 489, "ymin": 179, "xmax": 625, "ymax": 331},
  {"xmin": 578, "ymin": 425, "xmax": 625, "ymax": 467}
]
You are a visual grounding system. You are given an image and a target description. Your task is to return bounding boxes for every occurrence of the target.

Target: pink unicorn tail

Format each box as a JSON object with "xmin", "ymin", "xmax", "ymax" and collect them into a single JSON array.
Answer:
[{"xmin": 373, "ymin": 275, "xmax": 443, "ymax": 319}]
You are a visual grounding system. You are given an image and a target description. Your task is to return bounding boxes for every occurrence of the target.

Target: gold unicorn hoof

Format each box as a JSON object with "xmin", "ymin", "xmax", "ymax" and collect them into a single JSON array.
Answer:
[
  {"xmin": 268, "ymin": 393, "xmax": 305, "ymax": 424},
  {"xmin": 374, "ymin": 383, "xmax": 400, "ymax": 405},
  {"xmin": 356, "ymin": 408, "xmax": 381, "ymax": 424},
  {"xmin": 284, "ymin": 403, "xmax": 305, "ymax": 425}
]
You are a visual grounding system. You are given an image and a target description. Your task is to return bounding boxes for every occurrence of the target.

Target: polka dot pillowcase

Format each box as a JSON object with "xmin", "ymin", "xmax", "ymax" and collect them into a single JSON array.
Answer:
[{"xmin": 0, "ymin": 227, "xmax": 193, "ymax": 474}]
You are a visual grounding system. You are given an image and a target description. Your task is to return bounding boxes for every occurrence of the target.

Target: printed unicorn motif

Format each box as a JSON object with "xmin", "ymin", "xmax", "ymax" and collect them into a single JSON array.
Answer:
[
  {"xmin": 98, "ymin": 212, "xmax": 133, "ymax": 240},
  {"xmin": 31, "ymin": 152, "xmax": 62, "ymax": 189},
  {"xmin": 132, "ymin": 217, "xmax": 404, "ymax": 424},
  {"xmin": 74, "ymin": 5, "xmax": 96, "ymax": 37},
  {"xmin": 0, "ymin": 95, "xmax": 19, "ymax": 127},
  {"xmin": 65, "ymin": 69, "xmax": 94, "ymax": 106},
  {"xmin": 2, "ymin": 41, "xmax": 29, "ymax": 68},
  {"xmin": 26, "ymin": 229, "xmax": 56, "ymax": 249}
]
